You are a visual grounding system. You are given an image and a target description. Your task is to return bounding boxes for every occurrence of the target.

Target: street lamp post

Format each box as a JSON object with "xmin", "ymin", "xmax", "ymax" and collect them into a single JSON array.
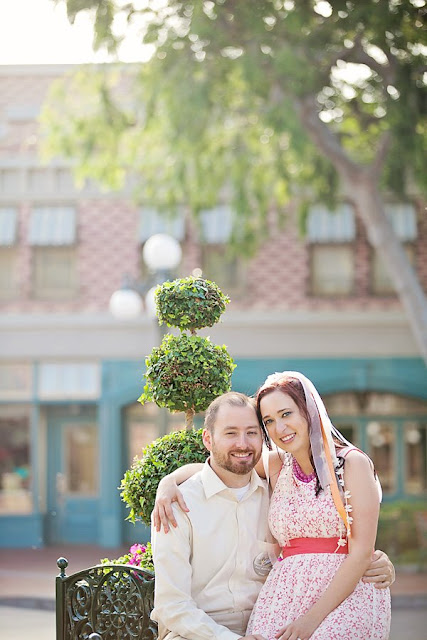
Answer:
[{"xmin": 109, "ymin": 233, "xmax": 183, "ymax": 437}]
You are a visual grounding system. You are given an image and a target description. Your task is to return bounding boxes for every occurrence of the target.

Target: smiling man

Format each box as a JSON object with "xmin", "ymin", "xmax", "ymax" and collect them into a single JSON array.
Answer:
[{"xmin": 151, "ymin": 391, "xmax": 270, "ymax": 640}]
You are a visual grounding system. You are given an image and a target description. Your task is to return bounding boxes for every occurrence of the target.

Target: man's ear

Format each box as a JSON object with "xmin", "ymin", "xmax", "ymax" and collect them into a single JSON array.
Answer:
[{"xmin": 202, "ymin": 428, "xmax": 212, "ymax": 452}]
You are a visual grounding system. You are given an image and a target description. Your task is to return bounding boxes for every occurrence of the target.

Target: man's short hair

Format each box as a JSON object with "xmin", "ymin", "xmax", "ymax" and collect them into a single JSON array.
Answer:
[{"xmin": 204, "ymin": 392, "xmax": 257, "ymax": 432}]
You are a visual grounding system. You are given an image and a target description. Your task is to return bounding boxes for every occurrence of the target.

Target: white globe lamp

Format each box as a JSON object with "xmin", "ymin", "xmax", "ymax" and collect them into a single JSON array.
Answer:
[
  {"xmin": 142, "ymin": 233, "xmax": 182, "ymax": 271},
  {"xmin": 109, "ymin": 288, "xmax": 143, "ymax": 320}
]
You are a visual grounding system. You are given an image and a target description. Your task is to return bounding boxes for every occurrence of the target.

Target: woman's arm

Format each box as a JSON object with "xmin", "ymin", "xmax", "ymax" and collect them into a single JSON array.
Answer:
[
  {"xmin": 276, "ymin": 451, "xmax": 382, "ymax": 640},
  {"xmin": 152, "ymin": 463, "xmax": 203, "ymax": 532}
]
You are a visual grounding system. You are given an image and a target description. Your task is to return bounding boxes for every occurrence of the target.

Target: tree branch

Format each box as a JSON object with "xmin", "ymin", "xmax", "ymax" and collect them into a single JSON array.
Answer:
[
  {"xmin": 372, "ymin": 131, "xmax": 391, "ymax": 177},
  {"xmin": 295, "ymin": 95, "xmax": 361, "ymax": 177}
]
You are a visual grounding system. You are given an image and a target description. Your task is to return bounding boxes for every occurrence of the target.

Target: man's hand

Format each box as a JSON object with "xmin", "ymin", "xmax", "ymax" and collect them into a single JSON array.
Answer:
[
  {"xmin": 152, "ymin": 477, "xmax": 189, "ymax": 533},
  {"xmin": 362, "ymin": 549, "xmax": 395, "ymax": 589}
]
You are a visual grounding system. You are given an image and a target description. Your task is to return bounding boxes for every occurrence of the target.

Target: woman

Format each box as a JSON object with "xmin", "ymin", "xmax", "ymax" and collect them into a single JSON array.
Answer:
[
  {"xmin": 154, "ymin": 372, "xmax": 391, "ymax": 639},
  {"xmin": 245, "ymin": 371, "xmax": 390, "ymax": 639}
]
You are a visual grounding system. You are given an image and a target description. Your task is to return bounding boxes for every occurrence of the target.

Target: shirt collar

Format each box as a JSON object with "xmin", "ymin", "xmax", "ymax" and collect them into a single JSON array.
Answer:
[{"xmin": 201, "ymin": 458, "xmax": 267, "ymax": 500}]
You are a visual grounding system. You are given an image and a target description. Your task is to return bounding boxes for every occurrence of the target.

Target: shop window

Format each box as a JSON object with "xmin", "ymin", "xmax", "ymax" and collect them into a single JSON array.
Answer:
[
  {"xmin": 0, "ymin": 407, "xmax": 32, "ymax": 514},
  {"xmin": 64, "ymin": 424, "xmax": 98, "ymax": 495},
  {"xmin": 0, "ymin": 363, "xmax": 32, "ymax": 400},
  {"xmin": 366, "ymin": 421, "xmax": 396, "ymax": 494},
  {"xmin": 405, "ymin": 422, "xmax": 427, "ymax": 495},
  {"xmin": 371, "ymin": 245, "xmax": 415, "ymax": 295},
  {"xmin": 124, "ymin": 402, "xmax": 188, "ymax": 467}
]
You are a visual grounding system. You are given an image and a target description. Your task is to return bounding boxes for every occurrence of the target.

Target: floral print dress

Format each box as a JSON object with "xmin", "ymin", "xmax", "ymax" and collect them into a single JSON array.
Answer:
[{"xmin": 247, "ymin": 458, "xmax": 391, "ymax": 640}]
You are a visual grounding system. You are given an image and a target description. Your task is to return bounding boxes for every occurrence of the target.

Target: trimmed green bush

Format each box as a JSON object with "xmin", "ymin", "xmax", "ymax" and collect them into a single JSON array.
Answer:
[
  {"xmin": 139, "ymin": 333, "xmax": 235, "ymax": 422},
  {"xmin": 120, "ymin": 428, "xmax": 208, "ymax": 525},
  {"xmin": 154, "ymin": 276, "xmax": 229, "ymax": 331}
]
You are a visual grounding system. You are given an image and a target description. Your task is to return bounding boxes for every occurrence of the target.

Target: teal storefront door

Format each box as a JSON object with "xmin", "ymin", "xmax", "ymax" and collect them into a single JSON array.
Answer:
[{"xmin": 46, "ymin": 415, "xmax": 99, "ymax": 544}]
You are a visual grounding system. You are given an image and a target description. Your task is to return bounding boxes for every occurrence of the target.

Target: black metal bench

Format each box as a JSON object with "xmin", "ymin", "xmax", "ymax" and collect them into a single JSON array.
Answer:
[{"xmin": 56, "ymin": 557, "xmax": 158, "ymax": 640}]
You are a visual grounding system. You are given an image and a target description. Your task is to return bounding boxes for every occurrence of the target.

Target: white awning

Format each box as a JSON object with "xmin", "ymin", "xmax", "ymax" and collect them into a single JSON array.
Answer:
[
  {"xmin": 307, "ymin": 204, "xmax": 356, "ymax": 243},
  {"xmin": 28, "ymin": 206, "xmax": 76, "ymax": 245},
  {"xmin": 139, "ymin": 207, "xmax": 185, "ymax": 242}
]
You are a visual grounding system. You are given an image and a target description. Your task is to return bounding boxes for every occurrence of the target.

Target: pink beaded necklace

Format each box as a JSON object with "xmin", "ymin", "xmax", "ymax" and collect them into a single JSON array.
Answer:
[{"xmin": 292, "ymin": 456, "xmax": 316, "ymax": 483}]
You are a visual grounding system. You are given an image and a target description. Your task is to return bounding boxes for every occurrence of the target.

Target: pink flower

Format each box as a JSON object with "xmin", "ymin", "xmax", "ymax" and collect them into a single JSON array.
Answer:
[{"xmin": 129, "ymin": 543, "xmax": 146, "ymax": 556}]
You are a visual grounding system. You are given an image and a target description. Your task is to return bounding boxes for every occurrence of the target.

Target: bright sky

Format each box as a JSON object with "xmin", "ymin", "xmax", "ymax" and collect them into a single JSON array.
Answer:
[{"xmin": 0, "ymin": 0, "xmax": 149, "ymax": 65}]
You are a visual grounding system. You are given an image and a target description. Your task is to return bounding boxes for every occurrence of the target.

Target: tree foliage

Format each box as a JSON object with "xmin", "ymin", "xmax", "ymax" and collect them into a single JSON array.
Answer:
[
  {"xmin": 120, "ymin": 428, "xmax": 208, "ymax": 525},
  {"xmin": 154, "ymin": 276, "xmax": 229, "ymax": 331},
  {"xmin": 43, "ymin": 0, "xmax": 426, "ymax": 239},
  {"xmin": 42, "ymin": 1, "xmax": 427, "ymax": 357}
]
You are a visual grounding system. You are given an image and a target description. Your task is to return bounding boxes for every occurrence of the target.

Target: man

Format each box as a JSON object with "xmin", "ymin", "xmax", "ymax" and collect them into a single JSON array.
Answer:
[{"xmin": 151, "ymin": 392, "xmax": 393, "ymax": 640}]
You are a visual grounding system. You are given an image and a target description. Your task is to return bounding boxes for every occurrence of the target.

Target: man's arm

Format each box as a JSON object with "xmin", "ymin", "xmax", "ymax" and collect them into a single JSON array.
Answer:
[
  {"xmin": 363, "ymin": 549, "xmax": 395, "ymax": 588},
  {"xmin": 152, "ymin": 506, "xmax": 243, "ymax": 640}
]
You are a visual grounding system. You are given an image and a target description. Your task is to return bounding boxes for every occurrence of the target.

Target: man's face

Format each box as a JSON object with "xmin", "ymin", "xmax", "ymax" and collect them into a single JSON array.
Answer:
[{"xmin": 203, "ymin": 404, "xmax": 263, "ymax": 476}]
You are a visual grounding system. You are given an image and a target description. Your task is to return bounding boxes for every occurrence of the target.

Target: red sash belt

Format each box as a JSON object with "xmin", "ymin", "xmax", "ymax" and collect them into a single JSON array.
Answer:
[{"xmin": 281, "ymin": 537, "xmax": 348, "ymax": 559}]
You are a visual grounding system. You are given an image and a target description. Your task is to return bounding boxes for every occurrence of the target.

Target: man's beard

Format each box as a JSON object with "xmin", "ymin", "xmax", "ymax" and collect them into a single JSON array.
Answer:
[{"xmin": 211, "ymin": 442, "xmax": 261, "ymax": 475}]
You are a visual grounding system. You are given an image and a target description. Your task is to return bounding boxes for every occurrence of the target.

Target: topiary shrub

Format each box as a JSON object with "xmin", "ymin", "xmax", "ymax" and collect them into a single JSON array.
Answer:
[
  {"xmin": 120, "ymin": 428, "xmax": 209, "ymax": 525},
  {"xmin": 139, "ymin": 333, "xmax": 235, "ymax": 429},
  {"xmin": 154, "ymin": 276, "xmax": 229, "ymax": 331}
]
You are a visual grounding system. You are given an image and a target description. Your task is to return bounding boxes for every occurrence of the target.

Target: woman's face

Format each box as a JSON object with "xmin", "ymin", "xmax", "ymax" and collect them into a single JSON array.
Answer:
[{"xmin": 260, "ymin": 389, "xmax": 310, "ymax": 458}]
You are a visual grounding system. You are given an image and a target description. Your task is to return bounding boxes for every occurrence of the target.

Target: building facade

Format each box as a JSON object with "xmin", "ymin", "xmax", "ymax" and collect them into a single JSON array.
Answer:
[{"xmin": 0, "ymin": 65, "xmax": 426, "ymax": 548}]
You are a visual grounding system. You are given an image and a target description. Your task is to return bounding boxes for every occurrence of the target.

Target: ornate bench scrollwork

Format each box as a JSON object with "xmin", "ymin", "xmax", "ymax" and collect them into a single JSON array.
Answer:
[{"xmin": 56, "ymin": 557, "xmax": 158, "ymax": 640}]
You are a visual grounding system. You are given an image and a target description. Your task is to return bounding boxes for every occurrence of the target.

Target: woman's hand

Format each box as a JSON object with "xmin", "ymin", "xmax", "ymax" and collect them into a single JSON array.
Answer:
[
  {"xmin": 362, "ymin": 549, "xmax": 395, "ymax": 588},
  {"xmin": 152, "ymin": 476, "xmax": 189, "ymax": 533},
  {"xmin": 274, "ymin": 613, "xmax": 319, "ymax": 640}
]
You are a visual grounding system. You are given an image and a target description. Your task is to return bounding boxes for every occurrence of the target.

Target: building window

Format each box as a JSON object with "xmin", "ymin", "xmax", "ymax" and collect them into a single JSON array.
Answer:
[
  {"xmin": 310, "ymin": 245, "xmax": 354, "ymax": 296},
  {"xmin": 307, "ymin": 204, "xmax": 355, "ymax": 297},
  {"xmin": 28, "ymin": 206, "xmax": 78, "ymax": 299},
  {"xmin": 405, "ymin": 422, "xmax": 427, "ymax": 495},
  {"xmin": 371, "ymin": 245, "xmax": 415, "ymax": 295},
  {"xmin": 370, "ymin": 203, "xmax": 417, "ymax": 296},
  {"xmin": 199, "ymin": 205, "xmax": 245, "ymax": 295},
  {"xmin": 33, "ymin": 246, "xmax": 77, "ymax": 299},
  {"xmin": 0, "ymin": 407, "xmax": 32, "ymax": 514},
  {"xmin": 0, "ymin": 208, "xmax": 19, "ymax": 300},
  {"xmin": 201, "ymin": 244, "xmax": 245, "ymax": 295}
]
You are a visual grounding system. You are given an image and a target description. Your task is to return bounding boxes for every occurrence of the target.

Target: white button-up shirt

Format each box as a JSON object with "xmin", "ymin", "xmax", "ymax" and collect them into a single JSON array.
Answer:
[{"xmin": 151, "ymin": 460, "xmax": 271, "ymax": 640}]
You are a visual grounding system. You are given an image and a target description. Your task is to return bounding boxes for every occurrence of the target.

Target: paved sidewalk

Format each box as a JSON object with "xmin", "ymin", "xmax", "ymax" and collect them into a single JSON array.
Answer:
[{"xmin": 0, "ymin": 546, "xmax": 426, "ymax": 639}]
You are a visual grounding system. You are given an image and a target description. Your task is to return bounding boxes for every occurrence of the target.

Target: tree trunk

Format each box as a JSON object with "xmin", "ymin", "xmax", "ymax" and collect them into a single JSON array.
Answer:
[
  {"xmin": 344, "ymin": 173, "xmax": 427, "ymax": 363},
  {"xmin": 185, "ymin": 408, "xmax": 195, "ymax": 430},
  {"xmin": 297, "ymin": 97, "xmax": 427, "ymax": 364}
]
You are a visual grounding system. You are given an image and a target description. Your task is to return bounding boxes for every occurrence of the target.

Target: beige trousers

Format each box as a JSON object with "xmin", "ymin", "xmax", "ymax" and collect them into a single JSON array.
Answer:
[{"xmin": 159, "ymin": 609, "xmax": 252, "ymax": 640}]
